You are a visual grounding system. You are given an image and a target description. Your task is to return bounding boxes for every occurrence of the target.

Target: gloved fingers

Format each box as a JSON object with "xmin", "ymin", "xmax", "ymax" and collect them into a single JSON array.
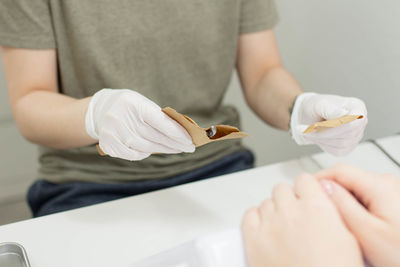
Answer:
[
  {"xmin": 99, "ymin": 130, "xmax": 151, "ymax": 161},
  {"xmin": 123, "ymin": 92, "xmax": 193, "ymax": 146},
  {"xmin": 314, "ymin": 133, "xmax": 364, "ymax": 148},
  {"xmin": 312, "ymin": 130, "xmax": 363, "ymax": 156},
  {"xmin": 305, "ymin": 129, "xmax": 364, "ymax": 150},
  {"xmin": 124, "ymin": 134, "xmax": 182, "ymax": 154},
  {"xmin": 313, "ymin": 99, "xmax": 348, "ymax": 120},
  {"xmin": 314, "ymin": 136, "xmax": 361, "ymax": 150},
  {"xmin": 140, "ymin": 105, "xmax": 194, "ymax": 146},
  {"xmin": 306, "ymin": 128, "xmax": 364, "ymax": 156},
  {"xmin": 136, "ymin": 123, "xmax": 195, "ymax": 153},
  {"xmin": 303, "ymin": 119, "xmax": 366, "ymax": 140},
  {"xmin": 291, "ymin": 93, "xmax": 368, "ymax": 154},
  {"xmin": 318, "ymin": 142, "xmax": 359, "ymax": 156},
  {"xmin": 294, "ymin": 124, "xmax": 309, "ymax": 134},
  {"xmin": 114, "ymin": 144, "xmax": 151, "ymax": 161},
  {"xmin": 121, "ymin": 111, "xmax": 193, "ymax": 153},
  {"xmin": 344, "ymin": 97, "xmax": 368, "ymax": 116}
]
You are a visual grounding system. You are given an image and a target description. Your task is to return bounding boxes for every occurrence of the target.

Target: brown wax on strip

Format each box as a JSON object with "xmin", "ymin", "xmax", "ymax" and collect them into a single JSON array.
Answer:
[
  {"xmin": 162, "ymin": 107, "xmax": 248, "ymax": 147},
  {"xmin": 96, "ymin": 107, "xmax": 248, "ymax": 156},
  {"xmin": 303, "ymin": 115, "xmax": 364, "ymax": 134}
]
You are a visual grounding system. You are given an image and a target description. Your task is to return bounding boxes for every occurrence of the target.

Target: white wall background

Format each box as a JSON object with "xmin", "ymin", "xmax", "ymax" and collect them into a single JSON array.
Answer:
[{"xmin": 0, "ymin": 0, "xmax": 399, "ymax": 222}]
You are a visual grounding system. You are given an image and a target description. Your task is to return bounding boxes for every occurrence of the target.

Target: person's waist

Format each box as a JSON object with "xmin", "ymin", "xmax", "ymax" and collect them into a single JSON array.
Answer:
[{"xmin": 37, "ymin": 139, "xmax": 245, "ymax": 183}]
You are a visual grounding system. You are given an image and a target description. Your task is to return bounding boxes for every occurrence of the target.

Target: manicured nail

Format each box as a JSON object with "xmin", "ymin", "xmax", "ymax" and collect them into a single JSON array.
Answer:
[{"xmin": 320, "ymin": 180, "xmax": 333, "ymax": 195}]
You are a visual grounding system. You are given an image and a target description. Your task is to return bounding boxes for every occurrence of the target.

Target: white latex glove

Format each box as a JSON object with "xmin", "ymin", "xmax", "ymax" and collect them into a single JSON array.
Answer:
[
  {"xmin": 85, "ymin": 89, "xmax": 195, "ymax": 161},
  {"xmin": 290, "ymin": 93, "xmax": 368, "ymax": 156}
]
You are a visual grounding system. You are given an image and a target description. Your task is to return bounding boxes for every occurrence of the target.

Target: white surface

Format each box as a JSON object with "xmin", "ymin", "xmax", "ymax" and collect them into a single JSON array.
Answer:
[
  {"xmin": 0, "ymin": 160, "xmax": 307, "ymax": 267},
  {"xmin": 375, "ymin": 135, "xmax": 400, "ymax": 166},
  {"xmin": 133, "ymin": 228, "xmax": 246, "ymax": 267},
  {"xmin": 311, "ymin": 142, "xmax": 400, "ymax": 176},
  {"xmin": 0, "ymin": 141, "xmax": 398, "ymax": 267}
]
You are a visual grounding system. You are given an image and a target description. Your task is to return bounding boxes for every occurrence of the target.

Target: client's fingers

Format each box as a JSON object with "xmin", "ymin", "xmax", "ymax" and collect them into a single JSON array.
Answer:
[
  {"xmin": 272, "ymin": 183, "xmax": 296, "ymax": 209},
  {"xmin": 242, "ymin": 206, "xmax": 261, "ymax": 230},
  {"xmin": 315, "ymin": 164, "xmax": 380, "ymax": 208},
  {"xmin": 259, "ymin": 198, "xmax": 275, "ymax": 221},
  {"xmin": 294, "ymin": 173, "xmax": 328, "ymax": 200},
  {"xmin": 320, "ymin": 180, "xmax": 381, "ymax": 238}
]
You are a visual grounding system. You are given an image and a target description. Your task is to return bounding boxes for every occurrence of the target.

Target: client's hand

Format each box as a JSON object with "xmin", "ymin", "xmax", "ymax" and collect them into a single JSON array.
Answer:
[
  {"xmin": 241, "ymin": 174, "xmax": 363, "ymax": 267},
  {"xmin": 317, "ymin": 164, "xmax": 400, "ymax": 267}
]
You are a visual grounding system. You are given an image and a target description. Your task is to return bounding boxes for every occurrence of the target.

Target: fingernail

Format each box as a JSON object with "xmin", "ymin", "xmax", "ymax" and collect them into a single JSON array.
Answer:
[{"xmin": 320, "ymin": 180, "xmax": 333, "ymax": 195}]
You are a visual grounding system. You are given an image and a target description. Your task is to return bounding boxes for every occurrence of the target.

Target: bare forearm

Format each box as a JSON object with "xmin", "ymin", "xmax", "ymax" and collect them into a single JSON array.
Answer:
[
  {"xmin": 1, "ymin": 48, "xmax": 94, "ymax": 149},
  {"xmin": 13, "ymin": 90, "xmax": 95, "ymax": 149},
  {"xmin": 245, "ymin": 67, "xmax": 302, "ymax": 130}
]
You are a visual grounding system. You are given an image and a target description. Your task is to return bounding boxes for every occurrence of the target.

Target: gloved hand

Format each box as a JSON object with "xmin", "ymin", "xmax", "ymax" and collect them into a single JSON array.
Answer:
[
  {"xmin": 85, "ymin": 89, "xmax": 195, "ymax": 161},
  {"xmin": 290, "ymin": 93, "xmax": 368, "ymax": 156}
]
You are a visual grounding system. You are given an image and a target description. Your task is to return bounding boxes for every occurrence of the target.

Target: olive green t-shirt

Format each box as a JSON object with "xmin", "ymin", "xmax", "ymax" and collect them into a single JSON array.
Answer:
[{"xmin": 0, "ymin": 0, "xmax": 278, "ymax": 183}]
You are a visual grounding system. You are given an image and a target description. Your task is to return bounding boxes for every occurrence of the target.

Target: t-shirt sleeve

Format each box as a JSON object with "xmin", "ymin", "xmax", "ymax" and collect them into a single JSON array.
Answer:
[
  {"xmin": 239, "ymin": 0, "xmax": 279, "ymax": 34},
  {"xmin": 0, "ymin": 0, "xmax": 56, "ymax": 49}
]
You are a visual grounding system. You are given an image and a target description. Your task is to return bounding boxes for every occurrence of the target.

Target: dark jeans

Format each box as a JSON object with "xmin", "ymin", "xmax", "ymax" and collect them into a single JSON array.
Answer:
[{"xmin": 28, "ymin": 149, "xmax": 255, "ymax": 217}]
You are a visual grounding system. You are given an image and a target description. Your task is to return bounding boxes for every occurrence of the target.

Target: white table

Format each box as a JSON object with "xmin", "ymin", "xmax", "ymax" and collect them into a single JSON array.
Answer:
[
  {"xmin": 0, "ymin": 159, "xmax": 310, "ymax": 267},
  {"xmin": 374, "ymin": 134, "xmax": 400, "ymax": 166},
  {"xmin": 310, "ymin": 142, "xmax": 400, "ymax": 176},
  {"xmin": 0, "ymin": 140, "xmax": 398, "ymax": 267}
]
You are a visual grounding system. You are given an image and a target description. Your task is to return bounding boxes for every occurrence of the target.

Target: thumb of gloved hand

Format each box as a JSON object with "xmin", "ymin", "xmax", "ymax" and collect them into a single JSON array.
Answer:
[
  {"xmin": 290, "ymin": 93, "xmax": 368, "ymax": 156},
  {"xmin": 85, "ymin": 89, "xmax": 195, "ymax": 161}
]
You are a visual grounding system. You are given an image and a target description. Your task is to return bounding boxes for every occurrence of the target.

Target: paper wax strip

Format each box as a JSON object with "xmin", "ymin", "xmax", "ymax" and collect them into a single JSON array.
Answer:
[
  {"xmin": 162, "ymin": 107, "xmax": 248, "ymax": 147},
  {"xmin": 96, "ymin": 107, "xmax": 248, "ymax": 156},
  {"xmin": 303, "ymin": 115, "xmax": 364, "ymax": 134}
]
